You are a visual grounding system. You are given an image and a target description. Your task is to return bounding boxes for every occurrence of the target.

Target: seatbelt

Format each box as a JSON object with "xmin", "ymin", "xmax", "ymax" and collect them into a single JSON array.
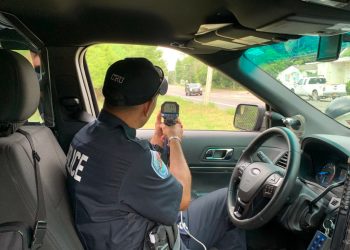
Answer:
[{"xmin": 17, "ymin": 129, "xmax": 47, "ymax": 249}]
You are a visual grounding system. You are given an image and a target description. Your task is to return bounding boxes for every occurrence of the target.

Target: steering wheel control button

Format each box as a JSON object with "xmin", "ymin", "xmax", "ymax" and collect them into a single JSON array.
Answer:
[
  {"xmin": 263, "ymin": 184, "xmax": 275, "ymax": 198},
  {"xmin": 267, "ymin": 174, "xmax": 280, "ymax": 184},
  {"xmin": 237, "ymin": 162, "xmax": 250, "ymax": 177}
]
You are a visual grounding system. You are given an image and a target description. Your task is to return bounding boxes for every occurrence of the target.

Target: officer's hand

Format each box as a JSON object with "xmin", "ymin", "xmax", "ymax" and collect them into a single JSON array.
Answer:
[
  {"xmin": 150, "ymin": 112, "xmax": 164, "ymax": 146},
  {"xmin": 160, "ymin": 119, "xmax": 183, "ymax": 140}
]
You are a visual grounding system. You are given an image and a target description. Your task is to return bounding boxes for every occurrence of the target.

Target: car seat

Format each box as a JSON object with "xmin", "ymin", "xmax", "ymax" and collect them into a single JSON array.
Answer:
[{"xmin": 0, "ymin": 50, "xmax": 83, "ymax": 249}]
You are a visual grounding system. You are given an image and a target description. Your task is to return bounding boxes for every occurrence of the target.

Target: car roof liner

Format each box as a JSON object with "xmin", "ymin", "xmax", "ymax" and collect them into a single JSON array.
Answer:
[{"xmin": 1, "ymin": 0, "xmax": 350, "ymax": 53}]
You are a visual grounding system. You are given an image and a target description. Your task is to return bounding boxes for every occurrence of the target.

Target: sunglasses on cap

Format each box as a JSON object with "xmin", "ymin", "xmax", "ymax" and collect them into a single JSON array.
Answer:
[{"xmin": 154, "ymin": 66, "xmax": 168, "ymax": 96}]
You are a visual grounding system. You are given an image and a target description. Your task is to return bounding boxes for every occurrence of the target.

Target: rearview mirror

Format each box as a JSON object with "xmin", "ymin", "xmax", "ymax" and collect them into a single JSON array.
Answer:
[
  {"xmin": 317, "ymin": 35, "xmax": 342, "ymax": 62},
  {"xmin": 234, "ymin": 104, "xmax": 265, "ymax": 131}
]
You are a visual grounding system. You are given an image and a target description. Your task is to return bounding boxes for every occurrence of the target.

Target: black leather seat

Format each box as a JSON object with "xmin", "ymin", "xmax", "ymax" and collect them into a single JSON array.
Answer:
[{"xmin": 0, "ymin": 50, "xmax": 83, "ymax": 249}]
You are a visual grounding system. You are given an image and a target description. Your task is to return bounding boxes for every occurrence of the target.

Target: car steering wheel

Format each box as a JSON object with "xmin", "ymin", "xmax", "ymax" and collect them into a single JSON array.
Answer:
[{"xmin": 227, "ymin": 127, "xmax": 301, "ymax": 229}]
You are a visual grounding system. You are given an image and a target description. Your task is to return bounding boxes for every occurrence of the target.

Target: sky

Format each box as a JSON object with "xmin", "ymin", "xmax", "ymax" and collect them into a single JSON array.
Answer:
[{"xmin": 158, "ymin": 47, "xmax": 185, "ymax": 71}]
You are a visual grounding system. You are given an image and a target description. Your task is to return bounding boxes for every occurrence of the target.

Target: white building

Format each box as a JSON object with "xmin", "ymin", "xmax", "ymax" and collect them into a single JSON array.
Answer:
[{"xmin": 277, "ymin": 66, "xmax": 302, "ymax": 88}]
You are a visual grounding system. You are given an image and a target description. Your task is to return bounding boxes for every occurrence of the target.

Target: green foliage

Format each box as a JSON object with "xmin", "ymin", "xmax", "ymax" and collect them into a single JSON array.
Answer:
[
  {"xmin": 86, "ymin": 43, "xmax": 245, "ymax": 91},
  {"xmin": 167, "ymin": 71, "xmax": 176, "ymax": 84},
  {"xmin": 341, "ymin": 48, "xmax": 350, "ymax": 58},
  {"xmin": 86, "ymin": 44, "xmax": 167, "ymax": 89},
  {"xmin": 245, "ymin": 36, "xmax": 319, "ymax": 78},
  {"xmin": 346, "ymin": 81, "xmax": 350, "ymax": 94},
  {"xmin": 95, "ymin": 94, "xmax": 236, "ymax": 130},
  {"xmin": 86, "ymin": 43, "xmax": 243, "ymax": 91},
  {"xmin": 14, "ymin": 50, "xmax": 31, "ymax": 64},
  {"xmin": 175, "ymin": 56, "xmax": 205, "ymax": 83},
  {"xmin": 28, "ymin": 109, "xmax": 43, "ymax": 123},
  {"xmin": 175, "ymin": 56, "xmax": 242, "ymax": 89}
]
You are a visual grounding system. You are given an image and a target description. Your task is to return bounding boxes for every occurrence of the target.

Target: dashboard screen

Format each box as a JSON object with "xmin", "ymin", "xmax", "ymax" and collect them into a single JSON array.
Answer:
[
  {"xmin": 315, "ymin": 163, "xmax": 336, "ymax": 187},
  {"xmin": 301, "ymin": 139, "xmax": 348, "ymax": 188}
]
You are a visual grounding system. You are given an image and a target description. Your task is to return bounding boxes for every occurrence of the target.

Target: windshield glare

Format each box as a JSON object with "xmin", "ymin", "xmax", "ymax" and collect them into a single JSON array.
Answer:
[{"xmin": 244, "ymin": 35, "xmax": 350, "ymax": 129}]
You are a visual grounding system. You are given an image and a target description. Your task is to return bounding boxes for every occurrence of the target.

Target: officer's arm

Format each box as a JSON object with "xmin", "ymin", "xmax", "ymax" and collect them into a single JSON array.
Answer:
[{"xmin": 168, "ymin": 139, "xmax": 192, "ymax": 211}]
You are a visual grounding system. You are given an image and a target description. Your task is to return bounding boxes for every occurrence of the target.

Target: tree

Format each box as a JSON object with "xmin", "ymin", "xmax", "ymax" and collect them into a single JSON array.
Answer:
[
  {"xmin": 245, "ymin": 36, "xmax": 319, "ymax": 78},
  {"xmin": 175, "ymin": 55, "xmax": 242, "ymax": 89},
  {"xmin": 86, "ymin": 44, "xmax": 167, "ymax": 89}
]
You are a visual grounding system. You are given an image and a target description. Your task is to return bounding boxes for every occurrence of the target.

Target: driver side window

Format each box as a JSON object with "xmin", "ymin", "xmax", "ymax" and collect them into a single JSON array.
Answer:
[{"xmin": 85, "ymin": 44, "xmax": 263, "ymax": 131}]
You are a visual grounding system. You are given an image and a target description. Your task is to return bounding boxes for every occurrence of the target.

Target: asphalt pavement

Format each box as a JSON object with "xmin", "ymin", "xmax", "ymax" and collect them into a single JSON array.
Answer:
[
  {"xmin": 166, "ymin": 84, "xmax": 263, "ymax": 109},
  {"xmin": 166, "ymin": 84, "xmax": 341, "ymax": 113}
]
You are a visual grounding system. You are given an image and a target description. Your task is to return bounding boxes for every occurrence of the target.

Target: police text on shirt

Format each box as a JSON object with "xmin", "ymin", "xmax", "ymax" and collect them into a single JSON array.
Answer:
[{"xmin": 66, "ymin": 145, "xmax": 89, "ymax": 182}]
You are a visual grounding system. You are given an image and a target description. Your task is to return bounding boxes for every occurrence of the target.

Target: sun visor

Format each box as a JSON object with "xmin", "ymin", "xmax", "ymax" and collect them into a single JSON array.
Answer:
[
  {"xmin": 216, "ymin": 27, "xmax": 294, "ymax": 45},
  {"xmin": 300, "ymin": 0, "xmax": 350, "ymax": 9},
  {"xmin": 257, "ymin": 15, "xmax": 350, "ymax": 36},
  {"xmin": 192, "ymin": 25, "xmax": 295, "ymax": 51}
]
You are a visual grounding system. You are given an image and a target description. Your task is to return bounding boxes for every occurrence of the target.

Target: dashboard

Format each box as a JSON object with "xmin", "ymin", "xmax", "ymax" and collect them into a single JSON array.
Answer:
[
  {"xmin": 300, "ymin": 137, "xmax": 349, "ymax": 188},
  {"xmin": 257, "ymin": 134, "xmax": 349, "ymax": 191},
  {"xmin": 238, "ymin": 133, "xmax": 350, "ymax": 234}
]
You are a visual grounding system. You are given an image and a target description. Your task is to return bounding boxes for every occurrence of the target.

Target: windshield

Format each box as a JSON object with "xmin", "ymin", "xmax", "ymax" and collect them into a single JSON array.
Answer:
[
  {"xmin": 244, "ymin": 35, "xmax": 350, "ymax": 129},
  {"xmin": 188, "ymin": 83, "xmax": 201, "ymax": 87}
]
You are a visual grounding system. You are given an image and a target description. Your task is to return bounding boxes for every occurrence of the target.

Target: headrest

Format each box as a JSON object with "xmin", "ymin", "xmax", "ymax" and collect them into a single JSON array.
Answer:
[{"xmin": 0, "ymin": 50, "xmax": 40, "ymax": 135}]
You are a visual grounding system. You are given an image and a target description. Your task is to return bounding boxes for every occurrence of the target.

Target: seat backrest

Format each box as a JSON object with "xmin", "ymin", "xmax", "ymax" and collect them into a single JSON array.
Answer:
[{"xmin": 0, "ymin": 50, "xmax": 83, "ymax": 249}]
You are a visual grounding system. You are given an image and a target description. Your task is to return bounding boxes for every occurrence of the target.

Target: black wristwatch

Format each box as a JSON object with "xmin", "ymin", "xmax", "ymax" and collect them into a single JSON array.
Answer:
[{"xmin": 152, "ymin": 144, "xmax": 164, "ymax": 153}]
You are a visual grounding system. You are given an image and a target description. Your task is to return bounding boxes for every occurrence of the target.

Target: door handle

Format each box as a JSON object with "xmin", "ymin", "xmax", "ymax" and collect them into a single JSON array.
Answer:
[{"xmin": 204, "ymin": 148, "xmax": 234, "ymax": 161}]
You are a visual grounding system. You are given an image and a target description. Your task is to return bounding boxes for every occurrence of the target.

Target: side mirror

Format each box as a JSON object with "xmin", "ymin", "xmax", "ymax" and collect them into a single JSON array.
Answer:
[{"xmin": 234, "ymin": 104, "xmax": 265, "ymax": 131}]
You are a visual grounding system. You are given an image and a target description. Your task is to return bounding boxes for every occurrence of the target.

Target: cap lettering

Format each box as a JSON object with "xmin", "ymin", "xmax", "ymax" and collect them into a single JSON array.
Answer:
[{"xmin": 111, "ymin": 73, "xmax": 125, "ymax": 84}]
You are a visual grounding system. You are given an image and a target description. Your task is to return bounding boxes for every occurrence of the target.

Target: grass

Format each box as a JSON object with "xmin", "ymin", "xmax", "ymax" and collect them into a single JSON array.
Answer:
[
  {"xmin": 96, "ymin": 94, "xmax": 235, "ymax": 130},
  {"xmin": 28, "ymin": 93, "xmax": 237, "ymax": 131},
  {"xmin": 144, "ymin": 95, "xmax": 236, "ymax": 130},
  {"xmin": 28, "ymin": 109, "xmax": 43, "ymax": 123}
]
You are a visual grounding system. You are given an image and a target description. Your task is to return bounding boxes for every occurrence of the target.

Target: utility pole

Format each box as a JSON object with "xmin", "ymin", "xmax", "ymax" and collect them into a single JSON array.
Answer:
[{"xmin": 204, "ymin": 66, "xmax": 213, "ymax": 105}]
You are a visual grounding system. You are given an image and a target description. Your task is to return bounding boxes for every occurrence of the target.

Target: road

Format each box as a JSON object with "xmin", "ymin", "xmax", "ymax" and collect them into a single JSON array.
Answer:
[
  {"xmin": 167, "ymin": 85, "xmax": 263, "ymax": 109},
  {"xmin": 167, "ymin": 84, "xmax": 340, "ymax": 113}
]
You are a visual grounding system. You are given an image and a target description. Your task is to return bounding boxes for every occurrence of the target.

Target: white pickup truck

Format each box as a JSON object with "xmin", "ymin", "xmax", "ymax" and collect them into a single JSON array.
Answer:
[{"xmin": 292, "ymin": 77, "xmax": 347, "ymax": 100}]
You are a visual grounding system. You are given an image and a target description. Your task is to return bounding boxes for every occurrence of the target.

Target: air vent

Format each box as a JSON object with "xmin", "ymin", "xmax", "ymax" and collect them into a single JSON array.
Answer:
[{"xmin": 276, "ymin": 152, "xmax": 289, "ymax": 168}]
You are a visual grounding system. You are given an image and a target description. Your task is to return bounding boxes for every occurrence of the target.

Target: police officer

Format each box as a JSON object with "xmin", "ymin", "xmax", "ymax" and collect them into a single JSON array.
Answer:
[{"xmin": 66, "ymin": 57, "xmax": 246, "ymax": 250}]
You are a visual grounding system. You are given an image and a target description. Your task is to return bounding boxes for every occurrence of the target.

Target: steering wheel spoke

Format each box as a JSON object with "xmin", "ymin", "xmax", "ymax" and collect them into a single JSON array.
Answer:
[{"xmin": 234, "ymin": 197, "xmax": 252, "ymax": 219}]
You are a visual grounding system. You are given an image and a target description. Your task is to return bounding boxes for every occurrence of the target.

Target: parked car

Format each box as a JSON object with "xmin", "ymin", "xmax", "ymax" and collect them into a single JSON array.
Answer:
[
  {"xmin": 295, "ymin": 76, "xmax": 347, "ymax": 100},
  {"xmin": 185, "ymin": 83, "xmax": 202, "ymax": 96}
]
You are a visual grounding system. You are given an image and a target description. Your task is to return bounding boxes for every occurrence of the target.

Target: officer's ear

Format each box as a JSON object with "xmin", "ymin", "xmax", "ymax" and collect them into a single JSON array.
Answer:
[
  {"xmin": 143, "ymin": 99, "xmax": 154, "ymax": 117},
  {"xmin": 143, "ymin": 96, "xmax": 157, "ymax": 117}
]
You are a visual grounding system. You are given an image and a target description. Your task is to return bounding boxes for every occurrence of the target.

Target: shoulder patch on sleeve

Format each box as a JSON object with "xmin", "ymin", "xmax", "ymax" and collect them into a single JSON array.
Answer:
[{"xmin": 150, "ymin": 150, "xmax": 169, "ymax": 179}]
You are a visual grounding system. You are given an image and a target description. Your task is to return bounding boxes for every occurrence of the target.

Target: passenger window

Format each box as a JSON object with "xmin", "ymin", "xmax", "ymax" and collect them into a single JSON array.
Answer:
[
  {"xmin": 85, "ymin": 44, "xmax": 262, "ymax": 130},
  {"xmin": 13, "ymin": 50, "xmax": 43, "ymax": 124},
  {"xmin": 309, "ymin": 78, "xmax": 317, "ymax": 84}
]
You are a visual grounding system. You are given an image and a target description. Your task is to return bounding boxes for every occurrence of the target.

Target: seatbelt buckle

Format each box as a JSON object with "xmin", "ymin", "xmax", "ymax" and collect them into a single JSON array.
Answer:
[{"xmin": 31, "ymin": 220, "xmax": 47, "ymax": 249}]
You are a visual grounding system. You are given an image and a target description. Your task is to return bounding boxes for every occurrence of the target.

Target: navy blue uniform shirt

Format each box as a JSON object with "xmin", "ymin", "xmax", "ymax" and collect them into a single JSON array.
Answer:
[{"xmin": 66, "ymin": 110, "xmax": 183, "ymax": 249}]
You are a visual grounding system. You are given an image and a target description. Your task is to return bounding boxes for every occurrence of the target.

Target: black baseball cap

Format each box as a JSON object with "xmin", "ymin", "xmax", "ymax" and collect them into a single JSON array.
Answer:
[{"xmin": 102, "ymin": 57, "xmax": 168, "ymax": 106}]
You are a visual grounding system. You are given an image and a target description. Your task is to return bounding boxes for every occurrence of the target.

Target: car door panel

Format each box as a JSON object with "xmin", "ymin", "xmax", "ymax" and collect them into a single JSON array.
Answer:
[
  {"xmin": 137, "ymin": 130, "xmax": 259, "ymax": 196},
  {"xmin": 138, "ymin": 130, "xmax": 289, "ymax": 197}
]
